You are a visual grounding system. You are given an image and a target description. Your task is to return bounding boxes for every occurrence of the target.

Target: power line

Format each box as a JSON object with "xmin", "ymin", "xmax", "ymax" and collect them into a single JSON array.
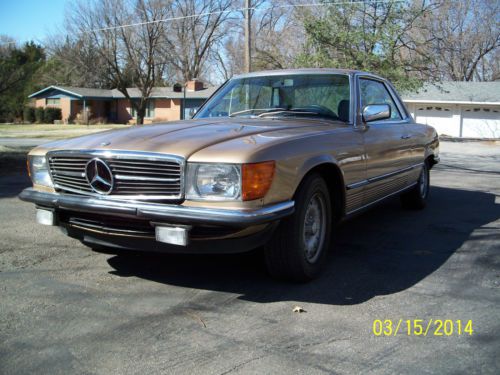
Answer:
[
  {"xmin": 79, "ymin": 0, "xmax": 405, "ymax": 34},
  {"xmin": 0, "ymin": 0, "xmax": 404, "ymax": 46}
]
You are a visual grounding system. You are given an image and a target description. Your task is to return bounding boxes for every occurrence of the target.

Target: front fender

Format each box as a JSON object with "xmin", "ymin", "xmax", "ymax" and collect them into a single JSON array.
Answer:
[{"xmin": 296, "ymin": 154, "xmax": 342, "ymax": 187}]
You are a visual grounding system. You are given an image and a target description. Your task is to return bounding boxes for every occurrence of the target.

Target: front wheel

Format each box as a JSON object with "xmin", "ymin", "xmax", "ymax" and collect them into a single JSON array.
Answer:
[
  {"xmin": 264, "ymin": 174, "xmax": 332, "ymax": 282},
  {"xmin": 400, "ymin": 162, "xmax": 430, "ymax": 209}
]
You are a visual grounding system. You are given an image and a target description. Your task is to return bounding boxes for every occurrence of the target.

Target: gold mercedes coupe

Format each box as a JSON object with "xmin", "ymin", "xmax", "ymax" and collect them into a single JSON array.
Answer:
[{"xmin": 20, "ymin": 69, "xmax": 439, "ymax": 281}]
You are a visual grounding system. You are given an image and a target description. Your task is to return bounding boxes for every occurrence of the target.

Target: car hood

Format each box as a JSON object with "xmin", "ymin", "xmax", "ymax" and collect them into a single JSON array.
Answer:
[{"xmin": 33, "ymin": 117, "xmax": 344, "ymax": 159}]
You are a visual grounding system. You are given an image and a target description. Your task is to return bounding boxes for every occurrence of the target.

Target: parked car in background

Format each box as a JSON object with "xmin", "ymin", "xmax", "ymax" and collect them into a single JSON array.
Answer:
[{"xmin": 20, "ymin": 69, "xmax": 439, "ymax": 281}]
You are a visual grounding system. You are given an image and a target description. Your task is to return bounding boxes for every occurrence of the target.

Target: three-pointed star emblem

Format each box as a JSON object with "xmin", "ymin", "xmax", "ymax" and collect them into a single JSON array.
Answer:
[{"xmin": 85, "ymin": 158, "xmax": 114, "ymax": 194}]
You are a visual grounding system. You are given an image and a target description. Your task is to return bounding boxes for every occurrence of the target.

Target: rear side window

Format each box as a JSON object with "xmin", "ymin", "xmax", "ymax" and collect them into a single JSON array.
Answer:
[{"xmin": 360, "ymin": 79, "xmax": 402, "ymax": 120}]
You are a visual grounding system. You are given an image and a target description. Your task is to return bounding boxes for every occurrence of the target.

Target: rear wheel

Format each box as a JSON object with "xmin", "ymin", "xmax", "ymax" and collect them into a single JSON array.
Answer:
[
  {"xmin": 400, "ymin": 162, "xmax": 429, "ymax": 209},
  {"xmin": 264, "ymin": 174, "xmax": 332, "ymax": 281}
]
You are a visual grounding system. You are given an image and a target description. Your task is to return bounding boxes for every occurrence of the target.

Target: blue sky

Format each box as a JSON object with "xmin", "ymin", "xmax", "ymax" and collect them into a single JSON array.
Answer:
[{"xmin": 0, "ymin": 0, "xmax": 71, "ymax": 44}]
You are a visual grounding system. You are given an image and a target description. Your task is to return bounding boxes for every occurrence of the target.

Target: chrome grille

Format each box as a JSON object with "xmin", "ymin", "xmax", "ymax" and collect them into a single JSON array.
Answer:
[{"xmin": 47, "ymin": 151, "xmax": 184, "ymax": 200}]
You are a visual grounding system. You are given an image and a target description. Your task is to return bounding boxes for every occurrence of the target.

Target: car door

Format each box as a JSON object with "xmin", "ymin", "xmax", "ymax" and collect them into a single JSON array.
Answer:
[{"xmin": 357, "ymin": 77, "xmax": 414, "ymax": 205}]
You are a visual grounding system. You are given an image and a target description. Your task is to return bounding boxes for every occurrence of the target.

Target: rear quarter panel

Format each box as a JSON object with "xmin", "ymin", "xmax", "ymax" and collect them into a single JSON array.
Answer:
[{"xmin": 408, "ymin": 122, "xmax": 440, "ymax": 165}]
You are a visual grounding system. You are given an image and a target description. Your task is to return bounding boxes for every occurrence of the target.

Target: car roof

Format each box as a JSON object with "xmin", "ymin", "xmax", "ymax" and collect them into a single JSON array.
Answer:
[{"xmin": 233, "ymin": 68, "xmax": 383, "ymax": 80}]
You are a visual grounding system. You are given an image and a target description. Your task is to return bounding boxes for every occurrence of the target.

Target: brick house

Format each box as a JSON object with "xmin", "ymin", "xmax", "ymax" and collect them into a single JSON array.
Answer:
[{"xmin": 28, "ymin": 80, "xmax": 217, "ymax": 124}]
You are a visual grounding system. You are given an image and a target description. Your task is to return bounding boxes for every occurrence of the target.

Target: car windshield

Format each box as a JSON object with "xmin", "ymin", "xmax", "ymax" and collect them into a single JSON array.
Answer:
[{"xmin": 195, "ymin": 74, "xmax": 350, "ymax": 122}]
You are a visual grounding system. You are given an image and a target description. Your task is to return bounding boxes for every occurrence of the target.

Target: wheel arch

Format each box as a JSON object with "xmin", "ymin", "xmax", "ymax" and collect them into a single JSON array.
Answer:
[
  {"xmin": 425, "ymin": 153, "xmax": 438, "ymax": 170},
  {"xmin": 295, "ymin": 156, "xmax": 346, "ymax": 220}
]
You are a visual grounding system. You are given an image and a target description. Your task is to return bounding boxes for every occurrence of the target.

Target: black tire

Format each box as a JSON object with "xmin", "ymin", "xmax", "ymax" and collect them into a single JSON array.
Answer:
[
  {"xmin": 400, "ymin": 161, "xmax": 430, "ymax": 210},
  {"xmin": 264, "ymin": 174, "xmax": 332, "ymax": 282}
]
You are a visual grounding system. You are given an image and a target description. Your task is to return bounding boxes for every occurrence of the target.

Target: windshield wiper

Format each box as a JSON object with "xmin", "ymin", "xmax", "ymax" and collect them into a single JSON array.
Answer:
[{"xmin": 229, "ymin": 108, "xmax": 286, "ymax": 117}]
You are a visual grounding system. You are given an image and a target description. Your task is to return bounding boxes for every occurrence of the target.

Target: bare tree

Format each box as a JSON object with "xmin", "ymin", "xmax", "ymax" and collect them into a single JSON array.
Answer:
[
  {"xmin": 412, "ymin": 0, "xmax": 500, "ymax": 81},
  {"xmin": 67, "ymin": 0, "xmax": 169, "ymax": 124},
  {"xmin": 252, "ymin": 2, "xmax": 304, "ymax": 71},
  {"xmin": 162, "ymin": 0, "xmax": 234, "ymax": 82},
  {"xmin": 218, "ymin": 1, "xmax": 304, "ymax": 79}
]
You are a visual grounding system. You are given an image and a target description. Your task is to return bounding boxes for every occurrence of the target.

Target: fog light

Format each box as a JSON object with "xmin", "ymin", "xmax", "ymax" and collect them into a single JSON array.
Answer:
[
  {"xmin": 155, "ymin": 226, "xmax": 189, "ymax": 246},
  {"xmin": 36, "ymin": 209, "xmax": 55, "ymax": 226}
]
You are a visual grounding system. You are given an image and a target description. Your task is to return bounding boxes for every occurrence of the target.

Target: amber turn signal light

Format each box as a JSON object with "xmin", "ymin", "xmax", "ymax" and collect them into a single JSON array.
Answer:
[{"xmin": 242, "ymin": 161, "xmax": 275, "ymax": 201}]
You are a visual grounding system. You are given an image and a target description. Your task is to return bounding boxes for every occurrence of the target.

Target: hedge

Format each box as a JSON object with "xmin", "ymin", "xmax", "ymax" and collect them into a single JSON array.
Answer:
[
  {"xmin": 31, "ymin": 107, "xmax": 62, "ymax": 124},
  {"xmin": 43, "ymin": 107, "xmax": 62, "ymax": 124},
  {"xmin": 35, "ymin": 107, "xmax": 45, "ymax": 123},
  {"xmin": 23, "ymin": 107, "xmax": 36, "ymax": 123}
]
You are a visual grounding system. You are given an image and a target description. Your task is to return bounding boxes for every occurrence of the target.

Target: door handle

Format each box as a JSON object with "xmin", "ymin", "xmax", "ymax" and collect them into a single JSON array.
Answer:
[{"xmin": 401, "ymin": 135, "xmax": 412, "ymax": 139}]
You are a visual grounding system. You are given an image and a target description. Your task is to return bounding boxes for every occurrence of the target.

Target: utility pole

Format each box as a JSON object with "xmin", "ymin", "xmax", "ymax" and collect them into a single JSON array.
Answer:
[{"xmin": 244, "ymin": 0, "xmax": 252, "ymax": 73}]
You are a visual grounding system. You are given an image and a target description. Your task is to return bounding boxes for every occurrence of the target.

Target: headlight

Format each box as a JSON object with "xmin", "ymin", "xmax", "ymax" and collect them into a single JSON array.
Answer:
[
  {"xmin": 186, "ymin": 161, "xmax": 275, "ymax": 201},
  {"xmin": 28, "ymin": 155, "xmax": 53, "ymax": 187},
  {"xmin": 186, "ymin": 163, "xmax": 241, "ymax": 200}
]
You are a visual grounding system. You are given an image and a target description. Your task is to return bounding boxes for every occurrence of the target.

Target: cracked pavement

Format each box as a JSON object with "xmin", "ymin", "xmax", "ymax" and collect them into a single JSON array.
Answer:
[{"xmin": 0, "ymin": 140, "xmax": 499, "ymax": 374}]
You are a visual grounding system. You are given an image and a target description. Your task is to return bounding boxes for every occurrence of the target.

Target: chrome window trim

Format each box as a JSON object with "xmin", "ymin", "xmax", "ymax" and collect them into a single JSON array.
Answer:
[
  {"xmin": 385, "ymin": 81, "xmax": 410, "ymax": 120},
  {"xmin": 358, "ymin": 76, "xmax": 403, "ymax": 120},
  {"xmin": 355, "ymin": 74, "xmax": 410, "ymax": 123},
  {"xmin": 196, "ymin": 73, "xmax": 354, "ymax": 124},
  {"xmin": 47, "ymin": 150, "xmax": 185, "ymax": 201},
  {"xmin": 346, "ymin": 162, "xmax": 423, "ymax": 190}
]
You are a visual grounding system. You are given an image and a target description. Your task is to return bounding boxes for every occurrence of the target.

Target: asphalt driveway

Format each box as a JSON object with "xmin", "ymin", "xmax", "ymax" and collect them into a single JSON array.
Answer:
[{"xmin": 0, "ymin": 140, "xmax": 499, "ymax": 374}]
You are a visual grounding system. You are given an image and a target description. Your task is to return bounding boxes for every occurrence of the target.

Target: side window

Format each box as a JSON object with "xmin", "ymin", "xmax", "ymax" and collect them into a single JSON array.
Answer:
[{"xmin": 360, "ymin": 79, "xmax": 402, "ymax": 120}]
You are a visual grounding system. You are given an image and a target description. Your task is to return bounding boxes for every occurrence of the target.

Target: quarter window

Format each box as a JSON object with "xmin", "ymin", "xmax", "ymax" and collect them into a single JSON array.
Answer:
[{"xmin": 360, "ymin": 79, "xmax": 402, "ymax": 120}]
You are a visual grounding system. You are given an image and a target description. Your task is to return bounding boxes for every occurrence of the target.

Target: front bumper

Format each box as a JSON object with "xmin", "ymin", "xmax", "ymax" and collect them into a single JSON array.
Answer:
[{"xmin": 19, "ymin": 188, "xmax": 295, "ymax": 228}]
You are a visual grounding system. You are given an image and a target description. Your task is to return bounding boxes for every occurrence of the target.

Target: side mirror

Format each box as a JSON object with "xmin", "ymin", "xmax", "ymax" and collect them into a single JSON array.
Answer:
[{"xmin": 362, "ymin": 104, "xmax": 391, "ymax": 123}]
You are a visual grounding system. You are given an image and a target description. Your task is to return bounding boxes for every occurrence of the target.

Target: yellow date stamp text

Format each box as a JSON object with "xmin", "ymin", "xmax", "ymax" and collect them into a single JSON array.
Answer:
[{"xmin": 372, "ymin": 319, "xmax": 473, "ymax": 336}]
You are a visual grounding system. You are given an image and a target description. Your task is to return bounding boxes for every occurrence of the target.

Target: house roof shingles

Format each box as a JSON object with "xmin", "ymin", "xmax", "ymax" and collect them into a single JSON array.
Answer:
[
  {"xmin": 29, "ymin": 85, "xmax": 218, "ymax": 100},
  {"xmin": 401, "ymin": 82, "xmax": 500, "ymax": 104}
]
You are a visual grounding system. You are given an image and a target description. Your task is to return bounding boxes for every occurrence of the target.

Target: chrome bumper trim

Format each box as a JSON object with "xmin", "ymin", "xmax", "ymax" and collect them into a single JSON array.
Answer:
[{"xmin": 19, "ymin": 188, "xmax": 294, "ymax": 227}]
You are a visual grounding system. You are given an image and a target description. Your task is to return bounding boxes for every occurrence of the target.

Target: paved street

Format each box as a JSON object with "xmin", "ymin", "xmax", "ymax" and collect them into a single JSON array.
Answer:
[{"xmin": 0, "ymin": 140, "xmax": 499, "ymax": 374}]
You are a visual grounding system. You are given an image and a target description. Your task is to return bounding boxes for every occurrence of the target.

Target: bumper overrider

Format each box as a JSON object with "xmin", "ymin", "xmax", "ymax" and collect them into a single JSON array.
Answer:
[{"xmin": 19, "ymin": 188, "xmax": 295, "ymax": 253}]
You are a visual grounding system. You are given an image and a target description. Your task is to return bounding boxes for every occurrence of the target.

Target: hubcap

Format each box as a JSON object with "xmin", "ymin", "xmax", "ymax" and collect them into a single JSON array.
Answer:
[
  {"xmin": 303, "ymin": 193, "xmax": 327, "ymax": 263},
  {"xmin": 419, "ymin": 166, "xmax": 428, "ymax": 198}
]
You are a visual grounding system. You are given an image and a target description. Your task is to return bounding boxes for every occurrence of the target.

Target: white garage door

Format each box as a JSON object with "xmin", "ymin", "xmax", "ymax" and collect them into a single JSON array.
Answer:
[
  {"xmin": 415, "ymin": 106, "xmax": 459, "ymax": 137},
  {"xmin": 462, "ymin": 107, "xmax": 500, "ymax": 138}
]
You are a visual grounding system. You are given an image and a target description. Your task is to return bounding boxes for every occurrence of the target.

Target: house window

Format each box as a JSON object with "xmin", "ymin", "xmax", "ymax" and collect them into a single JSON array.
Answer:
[
  {"xmin": 131, "ymin": 100, "xmax": 155, "ymax": 118},
  {"xmin": 46, "ymin": 98, "xmax": 60, "ymax": 106},
  {"xmin": 146, "ymin": 100, "xmax": 155, "ymax": 118}
]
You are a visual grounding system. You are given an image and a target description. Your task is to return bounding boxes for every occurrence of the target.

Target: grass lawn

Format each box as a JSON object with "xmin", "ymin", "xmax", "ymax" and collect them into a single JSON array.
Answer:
[
  {"xmin": 0, "ymin": 124, "xmax": 133, "ymax": 175},
  {"xmin": 0, "ymin": 124, "xmax": 132, "ymax": 139}
]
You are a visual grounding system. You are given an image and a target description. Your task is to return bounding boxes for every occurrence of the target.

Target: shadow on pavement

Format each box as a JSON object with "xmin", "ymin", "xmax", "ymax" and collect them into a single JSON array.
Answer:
[
  {"xmin": 0, "ymin": 173, "xmax": 31, "ymax": 198},
  {"xmin": 106, "ymin": 186, "xmax": 500, "ymax": 305},
  {"xmin": 0, "ymin": 149, "xmax": 31, "ymax": 198}
]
